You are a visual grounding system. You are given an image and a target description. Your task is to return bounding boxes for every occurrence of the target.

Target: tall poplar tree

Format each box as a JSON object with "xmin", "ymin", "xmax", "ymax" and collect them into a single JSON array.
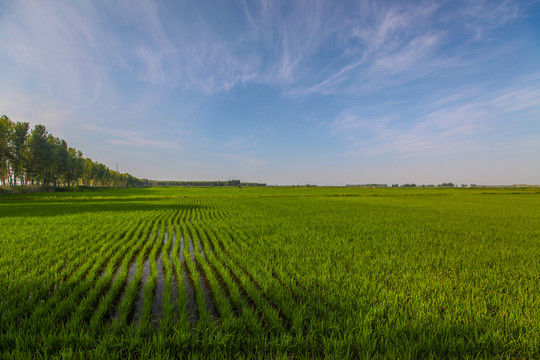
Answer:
[
  {"xmin": 9, "ymin": 122, "xmax": 29, "ymax": 185},
  {"xmin": 0, "ymin": 115, "xmax": 13, "ymax": 186},
  {"xmin": 27, "ymin": 125, "xmax": 52, "ymax": 185},
  {"xmin": 0, "ymin": 115, "xmax": 144, "ymax": 190}
]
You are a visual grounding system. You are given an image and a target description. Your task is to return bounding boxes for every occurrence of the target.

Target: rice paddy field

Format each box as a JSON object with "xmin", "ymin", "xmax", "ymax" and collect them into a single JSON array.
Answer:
[{"xmin": 0, "ymin": 187, "xmax": 539, "ymax": 359}]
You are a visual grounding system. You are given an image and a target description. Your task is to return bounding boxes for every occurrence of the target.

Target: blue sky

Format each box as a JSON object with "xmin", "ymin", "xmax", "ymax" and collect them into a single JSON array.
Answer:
[{"xmin": 0, "ymin": 0, "xmax": 539, "ymax": 185}]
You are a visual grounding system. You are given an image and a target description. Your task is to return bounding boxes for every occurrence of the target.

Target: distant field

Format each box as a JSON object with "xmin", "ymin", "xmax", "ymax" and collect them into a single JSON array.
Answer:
[{"xmin": 1, "ymin": 187, "xmax": 539, "ymax": 359}]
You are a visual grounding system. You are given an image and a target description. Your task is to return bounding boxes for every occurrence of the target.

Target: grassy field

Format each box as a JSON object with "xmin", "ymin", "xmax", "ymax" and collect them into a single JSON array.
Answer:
[{"xmin": 0, "ymin": 187, "xmax": 539, "ymax": 359}]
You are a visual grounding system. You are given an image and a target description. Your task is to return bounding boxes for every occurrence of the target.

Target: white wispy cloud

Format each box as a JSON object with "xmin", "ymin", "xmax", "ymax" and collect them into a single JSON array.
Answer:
[
  {"xmin": 84, "ymin": 124, "xmax": 181, "ymax": 151},
  {"xmin": 331, "ymin": 73, "xmax": 540, "ymax": 156},
  {"xmin": 0, "ymin": 90, "xmax": 75, "ymax": 138},
  {"xmin": 275, "ymin": 0, "xmax": 497, "ymax": 96},
  {"xmin": 0, "ymin": 1, "xmax": 105, "ymax": 104},
  {"xmin": 0, "ymin": 0, "xmax": 527, "ymax": 98},
  {"xmin": 114, "ymin": 0, "xmax": 178, "ymax": 84},
  {"xmin": 135, "ymin": 44, "xmax": 168, "ymax": 84},
  {"xmin": 458, "ymin": 0, "xmax": 521, "ymax": 40},
  {"xmin": 371, "ymin": 33, "xmax": 440, "ymax": 74}
]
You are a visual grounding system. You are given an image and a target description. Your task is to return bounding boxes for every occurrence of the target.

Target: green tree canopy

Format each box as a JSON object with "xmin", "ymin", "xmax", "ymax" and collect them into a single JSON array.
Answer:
[{"xmin": 0, "ymin": 114, "xmax": 143, "ymax": 189}]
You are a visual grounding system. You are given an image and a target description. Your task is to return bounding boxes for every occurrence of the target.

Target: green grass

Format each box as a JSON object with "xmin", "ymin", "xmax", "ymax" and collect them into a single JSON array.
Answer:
[{"xmin": 0, "ymin": 187, "xmax": 539, "ymax": 359}]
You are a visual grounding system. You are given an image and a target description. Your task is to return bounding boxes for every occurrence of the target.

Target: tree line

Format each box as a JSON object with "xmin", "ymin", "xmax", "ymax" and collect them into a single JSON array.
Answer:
[
  {"xmin": 149, "ymin": 180, "xmax": 266, "ymax": 187},
  {"xmin": 0, "ymin": 115, "xmax": 143, "ymax": 188}
]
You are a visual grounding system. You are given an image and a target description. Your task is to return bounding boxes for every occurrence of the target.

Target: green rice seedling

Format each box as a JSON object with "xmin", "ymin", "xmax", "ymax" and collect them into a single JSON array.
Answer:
[
  {"xmin": 156, "ymin": 218, "xmax": 175, "ymax": 334},
  {"xmin": 217, "ymin": 223, "xmax": 307, "ymax": 333},
  {"xmin": 112, "ymin": 216, "xmax": 163, "ymax": 331},
  {"xmin": 198, "ymin": 225, "xmax": 264, "ymax": 337},
  {"xmin": 19, "ymin": 222, "xmax": 138, "ymax": 334},
  {"xmin": 88, "ymin": 213, "xmax": 162, "ymax": 332},
  {"xmin": 189, "ymin": 223, "xmax": 237, "ymax": 328},
  {"xmin": 137, "ymin": 220, "xmax": 169, "ymax": 333},
  {"xmin": 1, "ymin": 187, "xmax": 539, "ymax": 358},
  {"xmin": 180, "ymin": 224, "xmax": 212, "ymax": 328},
  {"xmin": 169, "ymin": 222, "xmax": 192, "ymax": 348},
  {"xmin": 66, "ymin": 216, "xmax": 157, "ymax": 328},
  {"xmin": 202, "ymin": 224, "xmax": 285, "ymax": 335},
  {"xmin": 1, "ymin": 221, "xmax": 119, "ymax": 324}
]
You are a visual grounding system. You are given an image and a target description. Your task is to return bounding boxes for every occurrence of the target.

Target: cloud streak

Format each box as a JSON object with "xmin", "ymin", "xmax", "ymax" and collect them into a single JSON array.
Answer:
[
  {"xmin": 0, "ymin": 0, "xmax": 537, "ymax": 183},
  {"xmin": 0, "ymin": 0, "xmax": 529, "ymax": 97},
  {"xmin": 331, "ymin": 73, "xmax": 540, "ymax": 156},
  {"xmin": 0, "ymin": 1, "xmax": 105, "ymax": 104},
  {"xmin": 84, "ymin": 124, "xmax": 181, "ymax": 151}
]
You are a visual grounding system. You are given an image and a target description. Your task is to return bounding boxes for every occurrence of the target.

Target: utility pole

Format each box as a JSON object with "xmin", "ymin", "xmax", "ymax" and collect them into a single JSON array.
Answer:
[{"xmin": 116, "ymin": 162, "xmax": 118, "ymax": 172}]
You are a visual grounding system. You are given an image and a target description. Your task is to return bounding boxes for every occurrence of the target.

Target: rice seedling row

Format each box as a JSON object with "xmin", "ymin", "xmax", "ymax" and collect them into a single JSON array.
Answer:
[{"xmin": 1, "ymin": 187, "xmax": 539, "ymax": 358}]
